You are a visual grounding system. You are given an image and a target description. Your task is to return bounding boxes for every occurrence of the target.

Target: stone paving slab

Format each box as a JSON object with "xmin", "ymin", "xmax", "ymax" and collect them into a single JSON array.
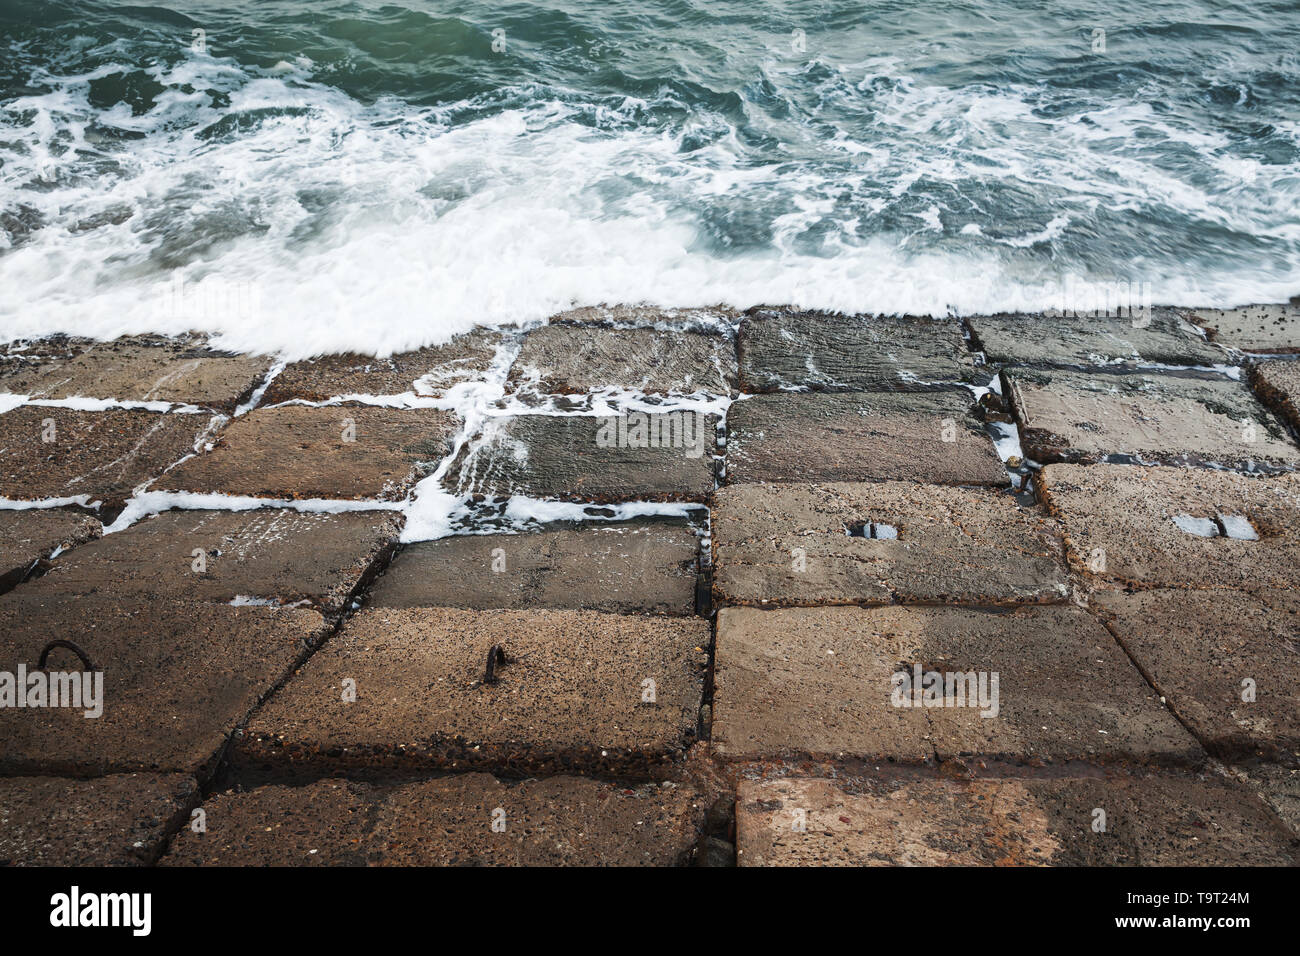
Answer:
[
  {"xmin": 367, "ymin": 518, "xmax": 699, "ymax": 615},
  {"xmin": 1248, "ymin": 359, "xmax": 1300, "ymax": 433},
  {"xmin": 1094, "ymin": 588, "xmax": 1300, "ymax": 761},
  {"xmin": 0, "ymin": 334, "xmax": 270, "ymax": 411},
  {"xmin": 0, "ymin": 595, "xmax": 329, "ymax": 778},
  {"xmin": 1229, "ymin": 765, "xmax": 1300, "ymax": 839},
  {"xmin": 712, "ymin": 605, "xmax": 1196, "ymax": 765},
  {"xmin": 162, "ymin": 774, "xmax": 705, "ymax": 866},
  {"xmin": 1184, "ymin": 303, "xmax": 1300, "ymax": 353},
  {"xmin": 711, "ymin": 481, "xmax": 1067, "ymax": 606},
  {"xmin": 546, "ymin": 304, "xmax": 739, "ymax": 327},
  {"xmin": 967, "ymin": 310, "xmax": 1224, "ymax": 368},
  {"xmin": 446, "ymin": 413, "xmax": 718, "ymax": 502},
  {"xmin": 508, "ymin": 324, "xmax": 735, "ymax": 397},
  {"xmin": 1038, "ymin": 464, "xmax": 1300, "ymax": 590},
  {"xmin": 0, "ymin": 508, "xmax": 101, "ymax": 593},
  {"xmin": 1006, "ymin": 369, "xmax": 1299, "ymax": 468},
  {"xmin": 263, "ymin": 329, "xmax": 502, "ymax": 403},
  {"xmin": 725, "ymin": 390, "xmax": 1007, "ymax": 485},
  {"xmin": 236, "ymin": 607, "xmax": 710, "ymax": 778},
  {"xmin": 160, "ymin": 405, "xmax": 459, "ymax": 501},
  {"xmin": 0, "ymin": 773, "xmax": 198, "ymax": 866},
  {"xmin": 0, "ymin": 336, "xmax": 92, "ymax": 382},
  {"xmin": 21, "ymin": 508, "xmax": 402, "ymax": 616},
  {"xmin": 735, "ymin": 775, "xmax": 1295, "ymax": 866},
  {"xmin": 0, "ymin": 406, "xmax": 213, "ymax": 510},
  {"xmin": 738, "ymin": 309, "xmax": 975, "ymax": 392}
]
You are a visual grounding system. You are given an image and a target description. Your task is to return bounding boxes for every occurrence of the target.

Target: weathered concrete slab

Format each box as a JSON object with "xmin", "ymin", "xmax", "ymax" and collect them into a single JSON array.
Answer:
[
  {"xmin": 1038, "ymin": 464, "xmax": 1300, "ymax": 590},
  {"xmin": 0, "ymin": 336, "xmax": 92, "ymax": 383},
  {"xmin": 967, "ymin": 310, "xmax": 1224, "ymax": 368},
  {"xmin": 738, "ymin": 309, "xmax": 975, "ymax": 392},
  {"xmin": 0, "ymin": 334, "xmax": 270, "ymax": 411},
  {"xmin": 446, "ymin": 413, "xmax": 717, "ymax": 502},
  {"xmin": 736, "ymin": 775, "xmax": 1295, "ymax": 866},
  {"xmin": 236, "ymin": 607, "xmax": 709, "ymax": 778},
  {"xmin": 712, "ymin": 605, "xmax": 1195, "ymax": 765},
  {"xmin": 0, "ymin": 406, "xmax": 212, "ymax": 509},
  {"xmin": 546, "ymin": 304, "xmax": 738, "ymax": 327},
  {"xmin": 726, "ymin": 390, "xmax": 1007, "ymax": 485},
  {"xmin": 0, "ymin": 595, "xmax": 329, "ymax": 777},
  {"xmin": 1248, "ymin": 359, "xmax": 1300, "ymax": 433},
  {"xmin": 162, "ymin": 774, "xmax": 705, "ymax": 866},
  {"xmin": 711, "ymin": 481, "xmax": 1067, "ymax": 606},
  {"xmin": 368, "ymin": 518, "xmax": 699, "ymax": 614},
  {"xmin": 1006, "ymin": 369, "xmax": 1299, "ymax": 468},
  {"xmin": 1228, "ymin": 765, "xmax": 1300, "ymax": 840},
  {"xmin": 0, "ymin": 773, "xmax": 197, "ymax": 866},
  {"xmin": 1094, "ymin": 588, "xmax": 1300, "ymax": 761},
  {"xmin": 1185, "ymin": 303, "xmax": 1300, "ymax": 353},
  {"xmin": 509, "ymin": 324, "xmax": 735, "ymax": 397},
  {"xmin": 0, "ymin": 508, "xmax": 100, "ymax": 593},
  {"xmin": 263, "ymin": 329, "xmax": 502, "ymax": 404},
  {"xmin": 23, "ymin": 508, "xmax": 402, "ymax": 615},
  {"xmin": 160, "ymin": 405, "xmax": 459, "ymax": 501}
]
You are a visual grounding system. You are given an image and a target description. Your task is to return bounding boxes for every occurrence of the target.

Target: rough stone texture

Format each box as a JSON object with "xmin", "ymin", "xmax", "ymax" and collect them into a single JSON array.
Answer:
[
  {"xmin": 712, "ymin": 605, "xmax": 1196, "ymax": 765},
  {"xmin": 0, "ymin": 334, "xmax": 271, "ymax": 411},
  {"xmin": 160, "ymin": 405, "xmax": 459, "ymax": 501},
  {"xmin": 0, "ymin": 508, "xmax": 101, "ymax": 593},
  {"xmin": 446, "ymin": 413, "xmax": 717, "ymax": 503},
  {"xmin": 162, "ymin": 774, "xmax": 705, "ymax": 866},
  {"xmin": 368, "ymin": 518, "xmax": 699, "ymax": 615},
  {"xmin": 0, "ymin": 406, "xmax": 213, "ymax": 509},
  {"xmin": 546, "ymin": 304, "xmax": 739, "ymax": 327},
  {"xmin": 1229, "ymin": 765, "xmax": 1300, "ymax": 839},
  {"xmin": 1185, "ymin": 303, "xmax": 1300, "ymax": 353},
  {"xmin": 1038, "ymin": 464, "xmax": 1300, "ymax": 590},
  {"xmin": 509, "ymin": 324, "xmax": 735, "ymax": 396},
  {"xmin": 0, "ymin": 595, "xmax": 329, "ymax": 778},
  {"xmin": 725, "ymin": 390, "xmax": 1007, "ymax": 485},
  {"xmin": 21, "ymin": 508, "xmax": 402, "ymax": 616},
  {"xmin": 1248, "ymin": 359, "xmax": 1300, "ymax": 433},
  {"xmin": 967, "ymin": 310, "xmax": 1224, "ymax": 368},
  {"xmin": 0, "ymin": 336, "xmax": 92, "ymax": 383},
  {"xmin": 736, "ymin": 775, "xmax": 1295, "ymax": 866},
  {"xmin": 1006, "ymin": 369, "xmax": 1299, "ymax": 468},
  {"xmin": 0, "ymin": 773, "xmax": 198, "ymax": 866},
  {"xmin": 263, "ymin": 329, "xmax": 502, "ymax": 403},
  {"xmin": 711, "ymin": 481, "xmax": 1067, "ymax": 607},
  {"xmin": 236, "ymin": 607, "xmax": 709, "ymax": 778},
  {"xmin": 1094, "ymin": 588, "xmax": 1300, "ymax": 761},
  {"xmin": 739, "ymin": 309, "xmax": 975, "ymax": 392}
]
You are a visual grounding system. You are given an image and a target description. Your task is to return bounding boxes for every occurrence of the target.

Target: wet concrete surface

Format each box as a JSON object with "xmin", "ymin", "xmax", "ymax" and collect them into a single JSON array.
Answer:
[
  {"xmin": 159, "ymin": 404, "xmax": 459, "ymax": 501},
  {"xmin": 726, "ymin": 389, "xmax": 1008, "ymax": 485},
  {"xmin": 367, "ymin": 518, "xmax": 699, "ymax": 614},
  {"xmin": 2, "ymin": 309, "xmax": 1299, "ymax": 866}
]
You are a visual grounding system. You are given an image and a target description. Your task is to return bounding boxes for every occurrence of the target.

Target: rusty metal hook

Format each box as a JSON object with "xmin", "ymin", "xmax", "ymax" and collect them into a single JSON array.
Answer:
[
  {"xmin": 484, "ymin": 644, "xmax": 507, "ymax": 685},
  {"xmin": 36, "ymin": 639, "xmax": 95, "ymax": 672}
]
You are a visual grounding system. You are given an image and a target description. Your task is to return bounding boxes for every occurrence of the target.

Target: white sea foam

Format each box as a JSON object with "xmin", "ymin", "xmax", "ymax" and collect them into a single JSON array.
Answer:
[{"xmin": 2, "ymin": 51, "xmax": 1298, "ymax": 358}]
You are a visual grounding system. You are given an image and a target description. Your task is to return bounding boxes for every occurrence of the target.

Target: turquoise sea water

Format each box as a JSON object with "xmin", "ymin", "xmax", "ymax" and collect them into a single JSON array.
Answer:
[{"xmin": 2, "ymin": 0, "xmax": 1298, "ymax": 355}]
